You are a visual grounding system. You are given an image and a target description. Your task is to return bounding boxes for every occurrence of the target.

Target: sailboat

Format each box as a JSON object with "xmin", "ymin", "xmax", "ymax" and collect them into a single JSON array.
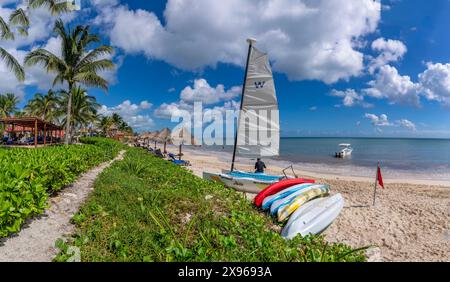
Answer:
[{"xmin": 203, "ymin": 38, "xmax": 285, "ymax": 193}]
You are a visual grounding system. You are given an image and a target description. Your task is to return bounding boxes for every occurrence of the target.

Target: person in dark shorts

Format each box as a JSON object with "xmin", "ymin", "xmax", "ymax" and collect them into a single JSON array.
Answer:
[{"xmin": 254, "ymin": 158, "xmax": 267, "ymax": 173}]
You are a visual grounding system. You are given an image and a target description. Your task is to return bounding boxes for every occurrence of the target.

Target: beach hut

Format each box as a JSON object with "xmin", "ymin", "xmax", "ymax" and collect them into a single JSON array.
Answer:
[{"xmin": 0, "ymin": 117, "xmax": 64, "ymax": 147}]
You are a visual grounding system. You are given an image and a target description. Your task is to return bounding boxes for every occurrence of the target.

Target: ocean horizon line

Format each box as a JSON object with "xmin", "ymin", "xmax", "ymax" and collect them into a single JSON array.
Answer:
[{"xmin": 279, "ymin": 136, "xmax": 450, "ymax": 141}]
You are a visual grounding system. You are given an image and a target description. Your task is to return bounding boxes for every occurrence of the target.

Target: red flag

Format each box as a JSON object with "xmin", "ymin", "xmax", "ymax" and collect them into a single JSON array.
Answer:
[{"xmin": 377, "ymin": 164, "xmax": 384, "ymax": 189}]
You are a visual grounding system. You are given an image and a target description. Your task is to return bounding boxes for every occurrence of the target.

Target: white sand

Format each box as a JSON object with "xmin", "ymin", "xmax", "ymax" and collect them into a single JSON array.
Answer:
[
  {"xmin": 0, "ymin": 151, "xmax": 125, "ymax": 262},
  {"xmin": 177, "ymin": 146, "xmax": 450, "ymax": 262}
]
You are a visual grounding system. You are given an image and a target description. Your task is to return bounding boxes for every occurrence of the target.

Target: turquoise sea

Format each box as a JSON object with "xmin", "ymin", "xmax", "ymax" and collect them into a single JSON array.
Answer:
[{"xmin": 196, "ymin": 137, "xmax": 450, "ymax": 181}]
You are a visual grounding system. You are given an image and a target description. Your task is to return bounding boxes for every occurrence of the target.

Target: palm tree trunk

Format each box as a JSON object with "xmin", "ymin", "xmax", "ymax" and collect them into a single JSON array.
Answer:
[{"xmin": 64, "ymin": 83, "xmax": 73, "ymax": 144}]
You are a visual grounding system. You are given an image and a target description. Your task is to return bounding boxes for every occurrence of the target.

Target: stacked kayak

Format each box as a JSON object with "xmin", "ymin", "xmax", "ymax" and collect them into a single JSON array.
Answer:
[
  {"xmin": 204, "ymin": 170, "xmax": 314, "ymax": 194},
  {"xmin": 255, "ymin": 179, "xmax": 344, "ymax": 239}
]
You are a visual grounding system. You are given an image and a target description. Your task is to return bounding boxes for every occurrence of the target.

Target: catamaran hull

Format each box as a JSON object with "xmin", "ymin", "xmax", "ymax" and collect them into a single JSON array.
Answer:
[{"xmin": 203, "ymin": 172, "xmax": 273, "ymax": 194}]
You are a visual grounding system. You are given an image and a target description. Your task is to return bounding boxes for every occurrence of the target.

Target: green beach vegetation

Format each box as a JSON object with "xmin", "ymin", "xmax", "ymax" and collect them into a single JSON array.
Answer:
[
  {"xmin": 0, "ymin": 138, "xmax": 122, "ymax": 238},
  {"xmin": 55, "ymin": 148, "xmax": 366, "ymax": 262}
]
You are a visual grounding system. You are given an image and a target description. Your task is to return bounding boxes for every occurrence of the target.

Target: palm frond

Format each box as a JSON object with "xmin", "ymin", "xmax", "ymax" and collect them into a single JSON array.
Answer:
[
  {"xmin": 29, "ymin": 0, "xmax": 48, "ymax": 9},
  {"xmin": 24, "ymin": 48, "xmax": 66, "ymax": 72},
  {"xmin": 17, "ymin": 27, "xmax": 29, "ymax": 36},
  {"xmin": 78, "ymin": 59, "xmax": 115, "ymax": 73},
  {"xmin": 9, "ymin": 8, "xmax": 30, "ymax": 28},
  {"xmin": 78, "ymin": 45, "xmax": 114, "ymax": 66},
  {"xmin": 0, "ymin": 47, "xmax": 25, "ymax": 81},
  {"xmin": 51, "ymin": 2, "xmax": 72, "ymax": 15},
  {"xmin": 74, "ymin": 72, "xmax": 109, "ymax": 91},
  {"xmin": 0, "ymin": 16, "xmax": 14, "ymax": 40},
  {"xmin": 29, "ymin": 0, "xmax": 71, "ymax": 15},
  {"xmin": 52, "ymin": 73, "xmax": 66, "ymax": 87}
]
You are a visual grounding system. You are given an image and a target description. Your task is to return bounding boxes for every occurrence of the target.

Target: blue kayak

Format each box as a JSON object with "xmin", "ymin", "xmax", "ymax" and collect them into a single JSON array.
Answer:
[
  {"xmin": 227, "ymin": 171, "xmax": 283, "ymax": 182},
  {"xmin": 261, "ymin": 183, "xmax": 316, "ymax": 211},
  {"xmin": 269, "ymin": 184, "xmax": 322, "ymax": 215}
]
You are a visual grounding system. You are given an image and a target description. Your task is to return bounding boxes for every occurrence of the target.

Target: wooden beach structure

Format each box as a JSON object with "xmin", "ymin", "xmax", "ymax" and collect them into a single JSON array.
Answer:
[{"xmin": 0, "ymin": 117, "xmax": 64, "ymax": 147}]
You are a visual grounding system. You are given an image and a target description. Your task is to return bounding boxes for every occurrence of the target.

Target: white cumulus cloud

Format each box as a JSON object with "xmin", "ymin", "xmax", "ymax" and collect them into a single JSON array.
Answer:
[
  {"xmin": 99, "ymin": 100, "xmax": 154, "ymax": 131},
  {"xmin": 180, "ymin": 79, "xmax": 241, "ymax": 105},
  {"xmin": 363, "ymin": 65, "xmax": 421, "ymax": 107},
  {"xmin": 94, "ymin": 0, "xmax": 381, "ymax": 84},
  {"xmin": 154, "ymin": 78, "xmax": 241, "ymax": 119},
  {"xmin": 364, "ymin": 113, "xmax": 416, "ymax": 131},
  {"xmin": 330, "ymin": 89, "xmax": 373, "ymax": 108},
  {"xmin": 369, "ymin": 37, "xmax": 407, "ymax": 74},
  {"xmin": 365, "ymin": 113, "xmax": 391, "ymax": 126},
  {"xmin": 418, "ymin": 62, "xmax": 450, "ymax": 107}
]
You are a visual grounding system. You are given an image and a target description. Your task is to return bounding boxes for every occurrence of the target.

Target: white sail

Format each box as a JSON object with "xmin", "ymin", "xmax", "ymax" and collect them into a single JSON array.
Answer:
[{"xmin": 236, "ymin": 45, "xmax": 280, "ymax": 157}]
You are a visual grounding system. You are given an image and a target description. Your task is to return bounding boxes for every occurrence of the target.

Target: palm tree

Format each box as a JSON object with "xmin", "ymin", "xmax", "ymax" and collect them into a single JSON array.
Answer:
[
  {"xmin": 29, "ymin": 0, "xmax": 75, "ymax": 15},
  {"xmin": 98, "ymin": 116, "xmax": 113, "ymax": 136},
  {"xmin": 1, "ymin": 1, "xmax": 71, "ymax": 81},
  {"xmin": 25, "ymin": 90, "xmax": 61, "ymax": 122},
  {"xmin": 24, "ymin": 19, "xmax": 114, "ymax": 144},
  {"xmin": 111, "ymin": 113, "xmax": 123, "ymax": 126},
  {"xmin": 0, "ymin": 93, "xmax": 19, "ymax": 118},
  {"xmin": 58, "ymin": 86, "xmax": 100, "ymax": 137},
  {"xmin": 0, "ymin": 13, "xmax": 27, "ymax": 81}
]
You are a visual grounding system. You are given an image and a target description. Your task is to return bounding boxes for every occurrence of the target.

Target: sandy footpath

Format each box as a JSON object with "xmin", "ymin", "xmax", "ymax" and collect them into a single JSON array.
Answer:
[
  {"xmin": 0, "ymin": 151, "xmax": 125, "ymax": 262},
  {"xmin": 178, "ymin": 146, "xmax": 450, "ymax": 262}
]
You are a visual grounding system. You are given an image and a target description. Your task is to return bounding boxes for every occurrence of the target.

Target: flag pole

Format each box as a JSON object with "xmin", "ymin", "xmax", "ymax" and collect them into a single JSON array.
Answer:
[
  {"xmin": 230, "ymin": 38, "xmax": 256, "ymax": 172},
  {"xmin": 373, "ymin": 161, "xmax": 379, "ymax": 206}
]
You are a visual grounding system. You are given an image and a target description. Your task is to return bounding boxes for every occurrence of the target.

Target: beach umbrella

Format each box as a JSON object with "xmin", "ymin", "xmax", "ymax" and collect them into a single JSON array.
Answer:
[
  {"xmin": 157, "ymin": 128, "xmax": 171, "ymax": 153},
  {"xmin": 150, "ymin": 130, "xmax": 160, "ymax": 149},
  {"xmin": 139, "ymin": 132, "xmax": 152, "ymax": 146},
  {"xmin": 171, "ymin": 126, "xmax": 196, "ymax": 160}
]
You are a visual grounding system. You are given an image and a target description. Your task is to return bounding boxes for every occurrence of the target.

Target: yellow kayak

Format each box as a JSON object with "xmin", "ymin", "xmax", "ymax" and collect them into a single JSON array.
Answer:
[{"xmin": 277, "ymin": 185, "xmax": 329, "ymax": 222}]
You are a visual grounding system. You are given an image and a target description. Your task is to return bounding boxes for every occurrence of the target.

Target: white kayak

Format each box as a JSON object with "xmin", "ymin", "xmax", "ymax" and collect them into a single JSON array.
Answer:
[
  {"xmin": 269, "ymin": 184, "xmax": 325, "ymax": 216},
  {"xmin": 202, "ymin": 171, "xmax": 283, "ymax": 194},
  {"xmin": 281, "ymin": 193, "xmax": 344, "ymax": 239}
]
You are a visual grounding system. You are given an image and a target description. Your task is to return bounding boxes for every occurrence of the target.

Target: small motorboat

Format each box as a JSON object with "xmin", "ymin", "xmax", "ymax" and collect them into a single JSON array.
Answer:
[{"xmin": 335, "ymin": 144, "xmax": 353, "ymax": 158}]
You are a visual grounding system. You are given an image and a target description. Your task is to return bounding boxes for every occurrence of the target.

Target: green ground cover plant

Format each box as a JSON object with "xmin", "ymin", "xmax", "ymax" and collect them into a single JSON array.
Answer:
[
  {"xmin": 56, "ymin": 148, "xmax": 366, "ymax": 262},
  {"xmin": 0, "ymin": 138, "xmax": 122, "ymax": 238}
]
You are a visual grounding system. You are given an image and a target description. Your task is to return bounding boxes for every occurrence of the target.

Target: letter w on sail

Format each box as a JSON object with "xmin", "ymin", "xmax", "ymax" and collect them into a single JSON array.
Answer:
[{"xmin": 255, "ymin": 81, "xmax": 266, "ymax": 89}]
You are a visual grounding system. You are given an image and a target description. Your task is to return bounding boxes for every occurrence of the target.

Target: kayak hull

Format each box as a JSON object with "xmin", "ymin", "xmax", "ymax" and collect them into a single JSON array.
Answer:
[
  {"xmin": 203, "ymin": 171, "xmax": 278, "ymax": 194},
  {"xmin": 281, "ymin": 194, "xmax": 344, "ymax": 239},
  {"xmin": 277, "ymin": 186, "xmax": 330, "ymax": 222},
  {"xmin": 269, "ymin": 184, "xmax": 326, "ymax": 216},
  {"xmin": 262, "ymin": 183, "xmax": 316, "ymax": 211},
  {"xmin": 254, "ymin": 178, "xmax": 315, "ymax": 207}
]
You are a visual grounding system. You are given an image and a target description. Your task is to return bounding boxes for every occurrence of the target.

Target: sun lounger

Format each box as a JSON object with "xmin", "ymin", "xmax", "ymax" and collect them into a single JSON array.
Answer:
[
  {"xmin": 168, "ymin": 153, "xmax": 191, "ymax": 166},
  {"xmin": 153, "ymin": 149, "xmax": 165, "ymax": 158}
]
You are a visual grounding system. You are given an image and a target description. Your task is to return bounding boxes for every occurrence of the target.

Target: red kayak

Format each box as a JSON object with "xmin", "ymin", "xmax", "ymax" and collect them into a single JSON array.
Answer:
[{"xmin": 254, "ymin": 178, "xmax": 315, "ymax": 207}]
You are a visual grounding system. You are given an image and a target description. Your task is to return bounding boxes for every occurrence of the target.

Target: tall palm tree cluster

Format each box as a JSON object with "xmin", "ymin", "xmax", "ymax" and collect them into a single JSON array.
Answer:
[
  {"xmin": 0, "ymin": 1, "xmax": 130, "ymax": 142},
  {"xmin": 99, "ymin": 113, "xmax": 134, "ymax": 137}
]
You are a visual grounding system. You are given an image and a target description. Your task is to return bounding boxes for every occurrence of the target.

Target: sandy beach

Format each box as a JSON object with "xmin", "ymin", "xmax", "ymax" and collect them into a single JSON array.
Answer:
[{"xmin": 173, "ymin": 145, "xmax": 450, "ymax": 262}]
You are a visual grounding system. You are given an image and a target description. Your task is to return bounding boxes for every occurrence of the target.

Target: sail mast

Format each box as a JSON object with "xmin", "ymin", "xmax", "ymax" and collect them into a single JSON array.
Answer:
[{"xmin": 230, "ymin": 38, "xmax": 256, "ymax": 172}]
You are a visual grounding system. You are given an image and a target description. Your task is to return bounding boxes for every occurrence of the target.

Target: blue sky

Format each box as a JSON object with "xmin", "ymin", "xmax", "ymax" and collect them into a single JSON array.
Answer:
[{"xmin": 1, "ymin": 0, "xmax": 450, "ymax": 138}]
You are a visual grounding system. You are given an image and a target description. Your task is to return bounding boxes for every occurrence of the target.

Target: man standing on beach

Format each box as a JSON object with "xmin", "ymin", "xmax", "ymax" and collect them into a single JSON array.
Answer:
[{"xmin": 255, "ymin": 158, "xmax": 267, "ymax": 173}]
